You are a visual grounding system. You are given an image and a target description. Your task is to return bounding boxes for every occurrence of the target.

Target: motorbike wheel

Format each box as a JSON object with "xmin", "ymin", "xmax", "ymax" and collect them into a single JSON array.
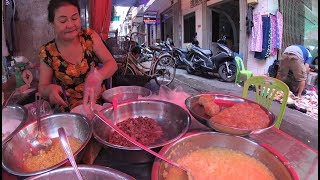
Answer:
[
  {"xmin": 186, "ymin": 65, "xmax": 195, "ymax": 74},
  {"xmin": 153, "ymin": 55, "xmax": 176, "ymax": 86},
  {"xmin": 173, "ymin": 55, "xmax": 181, "ymax": 68},
  {"xmin": 218, "ymin": 63, "xmax": 236, "ymax": 82}
]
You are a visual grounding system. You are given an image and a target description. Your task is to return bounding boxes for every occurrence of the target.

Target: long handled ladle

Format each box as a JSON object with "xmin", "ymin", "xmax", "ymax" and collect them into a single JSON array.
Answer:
[
  {"xmin": 58, "ymin": 127, "xmax": 84, "ymax": 180},
  {"xmin": 92, "ymin": 109, "xmax": 193, "ymax": 180},
  {"xmin": 29, "ymin": 93, "xmax": 52, "ymax": 155}
]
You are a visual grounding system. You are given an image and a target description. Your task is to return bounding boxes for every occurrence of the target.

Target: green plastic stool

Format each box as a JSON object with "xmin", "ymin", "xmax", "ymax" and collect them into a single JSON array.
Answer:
[
  {"xmin": 234, "ymin": 55, "xmax": 253, "ymax": 85},
  {"xmin": 242, "ymin": 76, "xmax": 290, "ymax": 128}
]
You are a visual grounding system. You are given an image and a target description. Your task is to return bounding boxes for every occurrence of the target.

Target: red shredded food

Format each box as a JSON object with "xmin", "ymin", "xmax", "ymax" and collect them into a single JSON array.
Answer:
[
  {"xmin": 108, "ymin": 116, "xmax": 163, "ymax": 147},
  {"xmin": 209, "ymin": 102, "xmax": 270, "ymax": 130}
]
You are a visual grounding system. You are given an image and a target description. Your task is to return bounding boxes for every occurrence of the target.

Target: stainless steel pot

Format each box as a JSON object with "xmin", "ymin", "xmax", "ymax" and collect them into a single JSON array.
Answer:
[
  {"xmin": 185, "ymin": 93, "xmax": 276, "ymax": 136},
  {"xmin": 102, "ymin": 86, "xmax": 152, "ymax": 103},
  {"xmin": 92, "ymin": 100, "xmax": 191, "ymax": 163},
  {"xmin": 2, "ymin": 113, "xmax": 92, "ymax": 177},
  {"xmin": 151, "ymin": 132, "xmax": 295, "ymax": 180},
  {"xmin": 25, "ymin": 165, "xmax": 135, "ymax": 180},
  {"xmin": 2, "ymin": 105, "xmax": 28, "ymax": 145}
]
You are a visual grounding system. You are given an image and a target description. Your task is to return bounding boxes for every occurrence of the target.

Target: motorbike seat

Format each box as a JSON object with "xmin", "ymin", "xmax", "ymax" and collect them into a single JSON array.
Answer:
[
  {"xmin": 149, "ymin": 45, "xmax": 163, "ymax": 52},
  {"xmin": 175, "ymin": 48, "xmax": 189, "ymax": 53},
  {"xmin": 193, "ymin": 46, "xmax": 212, "ymax": 56}
]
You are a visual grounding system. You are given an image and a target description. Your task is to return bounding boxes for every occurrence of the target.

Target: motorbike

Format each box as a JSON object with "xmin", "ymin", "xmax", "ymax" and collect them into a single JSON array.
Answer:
[
  {"xmin": 139, "ymin": 42, "xmax": 153, "ymax": 62},
  {"xmin": 184, "ymin": 39, "xmax": 237, "ymax": 82}
]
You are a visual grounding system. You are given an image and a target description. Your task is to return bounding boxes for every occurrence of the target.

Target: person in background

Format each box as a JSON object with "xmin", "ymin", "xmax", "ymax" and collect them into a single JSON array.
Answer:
[
  {"xmin": 166, "ymin": 34, "xmax": 174, "ymax": 46},
  {"xmin": 192, "ymin": 32, "xmax": 199, "ymax": 47},
  {"xmin": 276, "ymin": 44, "xmax": 313, "ymax": 98},
  {"xmin": 38, "ymin": 0, "xmax": 117, "ymax": 112}
]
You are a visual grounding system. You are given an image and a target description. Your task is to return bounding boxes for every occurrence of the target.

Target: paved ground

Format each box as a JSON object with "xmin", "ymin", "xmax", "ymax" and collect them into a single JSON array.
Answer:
[{"xmin": 145, "ymin": 68, "xmax": 318, "ymax": 150}]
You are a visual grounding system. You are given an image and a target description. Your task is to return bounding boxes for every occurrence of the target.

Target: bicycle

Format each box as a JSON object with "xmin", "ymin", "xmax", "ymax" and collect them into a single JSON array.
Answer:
[{"xmin": 115, "ymin": 32, "xmax": 176, "ymax": 86}]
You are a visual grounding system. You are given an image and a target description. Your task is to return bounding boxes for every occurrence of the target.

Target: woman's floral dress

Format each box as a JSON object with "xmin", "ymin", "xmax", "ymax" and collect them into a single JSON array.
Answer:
[{"xmin": 39, "ymin": 28, "xmax": 105, "ymax": 112}]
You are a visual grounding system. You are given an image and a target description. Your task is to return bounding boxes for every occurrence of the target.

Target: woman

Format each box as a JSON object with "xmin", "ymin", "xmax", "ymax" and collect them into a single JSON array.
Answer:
[{"xmin": 38, "ymin": 0, "xmax": 117, "ymax": 112}]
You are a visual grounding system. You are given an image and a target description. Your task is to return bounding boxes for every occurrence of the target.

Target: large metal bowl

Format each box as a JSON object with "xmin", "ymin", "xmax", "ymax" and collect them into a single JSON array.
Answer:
[
  {"xmin": 151, "ymin": 132, "xmax": 296, "ymax": 180},
  {"xmin": 2, "ymin": 105, "xmax": 28, "ymax": 145},
  {"xmin": 185, "ymin": 93, "xmax": 276, "ymax": 136},
  {"xmin": 2, "ymin": 113, "xmax": 92, "ymax": 177},
  {"xmin": 92, "ymin": 100, "xmax": 191, "ymax": 163},
  {"xmin": 102, "ymin": 86, "xmax": 152, "ymax": 103},
  {"xmin": 25, "ymin": 165, "xmax": 135, "ymax": 180}
]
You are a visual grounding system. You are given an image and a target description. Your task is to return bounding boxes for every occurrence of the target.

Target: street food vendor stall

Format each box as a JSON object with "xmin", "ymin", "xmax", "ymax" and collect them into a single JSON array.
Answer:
[
  {"xmin": 2, "ymin": 0, "xmax": 318, "ymax": 179},
  {"xmin": 2, "ymin": 79, "xmax": 318, "ymax": 179}
]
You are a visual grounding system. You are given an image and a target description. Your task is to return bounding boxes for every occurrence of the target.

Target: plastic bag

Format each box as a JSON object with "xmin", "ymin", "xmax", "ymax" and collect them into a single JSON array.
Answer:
[{"xmin": 138, "ymin": 85, "xmax": 191, "ymax": 111}]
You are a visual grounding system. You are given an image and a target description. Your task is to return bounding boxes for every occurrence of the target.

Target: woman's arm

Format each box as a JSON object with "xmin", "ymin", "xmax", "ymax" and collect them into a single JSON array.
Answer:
[
  {"xmin": 38, "ymin": 60, "xmax": 67, "ymax": 106},
  {"xmin": 91, "ymin": 30, "xmax": 118, "ymax": 79}
]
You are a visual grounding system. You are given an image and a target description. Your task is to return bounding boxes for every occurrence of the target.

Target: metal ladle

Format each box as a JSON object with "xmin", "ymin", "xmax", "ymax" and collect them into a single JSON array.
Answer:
[
  {"xmin": 58, "ymin": 127, "xmax": 84, "ymax": 180},
  {"xmin": 92, "ymin": 109, "xmax": 193, "ymax": 180},
  {"xmin": 29, "ymin": 93, "xmax": 52, "ymax": 155}
]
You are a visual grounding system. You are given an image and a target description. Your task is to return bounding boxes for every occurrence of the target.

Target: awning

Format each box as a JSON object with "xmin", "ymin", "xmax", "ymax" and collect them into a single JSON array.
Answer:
[{"xmin": 112, "ymin": 0, "xmax": 150, "ymax": 7}]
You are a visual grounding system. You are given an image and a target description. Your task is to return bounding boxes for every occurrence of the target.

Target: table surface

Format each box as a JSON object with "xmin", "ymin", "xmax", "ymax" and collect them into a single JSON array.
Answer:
[{"xmin": 2, "ymin": 112, "xmax": 318, "ymax": 180}]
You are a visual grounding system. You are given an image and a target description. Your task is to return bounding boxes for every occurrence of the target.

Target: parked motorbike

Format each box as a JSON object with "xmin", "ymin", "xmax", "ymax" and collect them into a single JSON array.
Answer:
[
  {"xmin": 185, "ymin": 41, "xmax": 237, "ymax": 82},
  {"xmin": 139, "ymin": 42, "xmax": 153, "ymax": 62}
]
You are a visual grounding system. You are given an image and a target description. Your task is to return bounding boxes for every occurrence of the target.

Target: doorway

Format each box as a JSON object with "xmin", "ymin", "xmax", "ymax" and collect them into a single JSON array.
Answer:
[{"xmin": 210, "ymin": 1, "xmax": 239, "ymax": 52}]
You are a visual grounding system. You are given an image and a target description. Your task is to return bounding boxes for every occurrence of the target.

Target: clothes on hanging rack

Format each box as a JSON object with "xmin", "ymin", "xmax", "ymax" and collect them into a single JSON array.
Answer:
[
  {"xmin": 275, "ymin": 11, "xmax": 283, "ymax": 49},
  {"xmin": 250, "ymin": 11, "xmax": 284, "ymax": 60},
  {"xmin": 246, "ymin": 5, "xmax": 254, "ymax": 35},
  {"xmin": 249, "ymin": 13, "xmax": 263, "ymax": 52},
  {"xmin": 270, "ymin": 14, "xmax": 278, "ymax": 56},
  {"xmin": 254, "ymin": 16, "xmax": 271, "ymax": 60}
]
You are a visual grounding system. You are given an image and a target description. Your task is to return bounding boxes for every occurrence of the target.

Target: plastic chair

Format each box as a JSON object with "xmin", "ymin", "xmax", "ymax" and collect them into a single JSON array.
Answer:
[
  {"xmin": 242, "ymin": 76, "xmax": 290, "ymax": 128},
  {"xmin": 234, "ymin": 54, "xmax": 253, "ymax": 84}
]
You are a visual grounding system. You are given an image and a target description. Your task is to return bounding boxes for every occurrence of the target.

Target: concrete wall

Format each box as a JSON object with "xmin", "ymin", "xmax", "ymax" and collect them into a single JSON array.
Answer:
[{"xmin": 14, "ymin": 0, "xmax": 53, "ymax": 64}]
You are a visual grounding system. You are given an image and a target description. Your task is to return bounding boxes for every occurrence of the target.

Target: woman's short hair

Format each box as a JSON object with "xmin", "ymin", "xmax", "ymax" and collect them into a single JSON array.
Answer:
[{"xmin": 47, "ymin": 0, "xmax": 80, "ymax": 23}]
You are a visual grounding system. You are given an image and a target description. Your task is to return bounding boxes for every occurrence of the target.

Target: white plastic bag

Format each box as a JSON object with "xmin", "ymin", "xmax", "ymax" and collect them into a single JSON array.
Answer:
[{"xmin": 139, "ymin": 85, "xmax": 191, "ymax": 110}]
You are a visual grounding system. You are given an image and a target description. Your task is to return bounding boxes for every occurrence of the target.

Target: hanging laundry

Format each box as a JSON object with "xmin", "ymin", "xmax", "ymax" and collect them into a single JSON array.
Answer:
[
  {"xmin": 276, "ymin": 11, "xmax": 283, "ymax": 49},
  {"xmin": 246, "ymin": 5, "xmax": 254, "ymax": 35},
  {"xmin": 269, "ymin": 14, "xmax": 278, "ymax": 56},
  {"xmin": 254, "ymin": 15, "xmax": 271, "ymax": 60},
  {"xmin": 265, "ymin": 15, "xmax": 273, "ymax": 58},
  {"xmin": 249, "ymin": 14, "xmax": 263, "ymax": 52}
]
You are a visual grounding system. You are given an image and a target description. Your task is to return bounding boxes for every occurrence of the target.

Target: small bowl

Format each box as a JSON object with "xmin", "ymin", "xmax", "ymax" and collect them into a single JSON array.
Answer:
[
  {"xmin": 92, "ymin": 100, "xmax": 191, "ymax": 163},
  {"xmin": 25, "ymin": 165, "xmax": 135, "ymax": 180},
  {"xmin": 2, "ymin": 105, "xmax": 28, "ymax": 145},
  {"xmin": 2, "ymin": 113, "xmax": 92, "ymax": 177},
  {"xmin": 151, "ymin": 132, "xmax": 296, "ymax": 180},
  {"xmin": 102, "ymin": 86, "xmax": 152, "ymax": 103},
  {"xmin": 185, "ymin": 93, "xmax": 276, "ymax": 136}
]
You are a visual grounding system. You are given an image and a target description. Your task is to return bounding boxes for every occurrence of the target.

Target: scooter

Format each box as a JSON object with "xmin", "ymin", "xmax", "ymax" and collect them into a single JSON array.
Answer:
[{"xmin": 185, "ymin": 40, "xmax": 237, "ymax": 82}]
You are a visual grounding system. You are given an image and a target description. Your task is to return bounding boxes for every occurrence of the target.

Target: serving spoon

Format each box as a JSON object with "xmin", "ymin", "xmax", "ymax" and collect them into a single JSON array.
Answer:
[
  {"xmin": 112, "ymin": 97, "xmax": 118, "ymax": 123},
  {"xmin": 58, "ymin": 127, "xmax": 84, "ymax": 180},
  {"xmin": 92, "ymin": 109, "xmax": 193, "ymax": 180},
  {"xmin": 29, "ymin": 93, "xmax": 52, "ymax": 155}
]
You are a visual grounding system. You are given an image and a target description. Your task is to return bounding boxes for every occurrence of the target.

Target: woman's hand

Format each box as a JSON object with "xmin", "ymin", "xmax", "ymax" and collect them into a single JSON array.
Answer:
[
  {"xmin": 46, "ymin": 84, "xmax": 69, "ymax": 107},
  {"xmin": 83, "ymin": 68, "xmax": 103, "ymax": 108}
]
